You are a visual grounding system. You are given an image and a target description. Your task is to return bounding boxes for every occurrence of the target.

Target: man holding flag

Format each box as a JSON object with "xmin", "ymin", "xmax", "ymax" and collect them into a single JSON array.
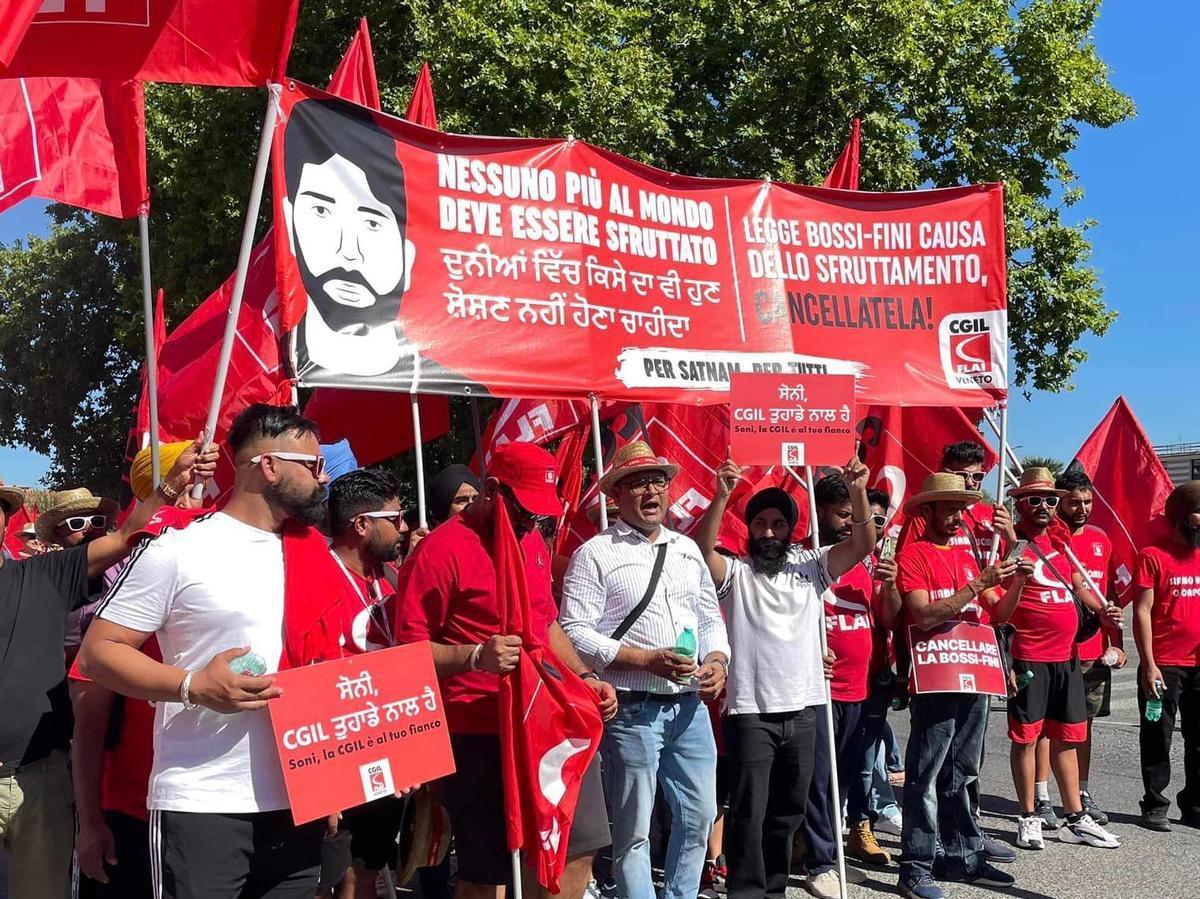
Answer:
[{"xmin": 394, "ymin": 442, "xmax": 614, "ymax": 897}]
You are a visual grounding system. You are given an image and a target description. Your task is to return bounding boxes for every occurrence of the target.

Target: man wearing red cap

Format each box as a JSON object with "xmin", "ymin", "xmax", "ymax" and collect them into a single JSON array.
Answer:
[{"xmin": 393, "ymin": 442, "xmax": 616, "ymax": 899}]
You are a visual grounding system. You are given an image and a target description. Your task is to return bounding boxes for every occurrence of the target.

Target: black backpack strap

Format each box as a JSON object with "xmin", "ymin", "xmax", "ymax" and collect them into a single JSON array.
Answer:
[{"xmin": 611, "ymin": 543, "xmax": 668, "ymax": 641}]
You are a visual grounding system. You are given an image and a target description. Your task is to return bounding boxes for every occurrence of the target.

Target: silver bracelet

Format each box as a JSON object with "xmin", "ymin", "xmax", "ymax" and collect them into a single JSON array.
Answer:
[
  {"xmin": 468, "ymin": 644, "xmax": 484, "ymax": 672},
  {"xmin": 180, "ymin": 670, "xmax": 198, "ymax": 710}
]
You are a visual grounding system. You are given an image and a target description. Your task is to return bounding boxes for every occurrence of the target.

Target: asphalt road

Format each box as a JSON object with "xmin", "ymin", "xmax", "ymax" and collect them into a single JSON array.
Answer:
[{"xmin": 783, "ymin": 619, "xmax": 1198, "ymax": 899}]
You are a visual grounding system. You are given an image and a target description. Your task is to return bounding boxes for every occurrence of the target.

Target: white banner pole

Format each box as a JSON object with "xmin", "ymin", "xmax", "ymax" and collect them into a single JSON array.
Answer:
[
  {"xmin": 411, "ymin": 394, "xmax": 427, "ymax": 529},
  {"xmin": 511, "ymin": 850, "xmax": 523, "ymax": 899},
  {"xmin": 137, "ymin": 211, "xmax": 161, "ymax": 488},
  {"xmin": 983, "ymin": 407, "xmax": 1024, "ymax": 475},
  {"xmin": 192, "ymin": 85, "xmax": 281, "ymax": 499},
  {"xmin": 803, "ymin": 465, "xmax": 848, "ymax": 899},
  {"xmin": 988, "ymin": 404, "xmax": 1010, "ymax": 565},
  {"xmin": 590, "ymin": 394, "xmax": 608, "ymax": 529}
]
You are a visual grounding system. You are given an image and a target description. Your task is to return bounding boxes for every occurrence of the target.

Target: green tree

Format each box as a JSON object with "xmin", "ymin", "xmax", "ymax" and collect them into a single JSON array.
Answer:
[
  {"xmin": 1020, "ymin": 454, "xmax": 1066, "ymax": 477},
  {"xmin": 0, "ymin": 0, "xmax": 1133, "ymax": 492}
]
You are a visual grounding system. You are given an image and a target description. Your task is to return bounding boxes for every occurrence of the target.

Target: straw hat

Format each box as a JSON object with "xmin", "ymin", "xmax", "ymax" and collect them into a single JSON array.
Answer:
[
  {"xmin": 394, "ymin": 786, "xmax": 452, "ymax": 885},
  {"xmin": 18, "ymin": 520, "xmax": 37, "ymax": 539},
  {"xmin": 1009, "ymin": 466, "xmax": 1067, "ymax": 498},
  {"xmin": 903, "ymin": 472, "xmax": 984, "ymax": 514},
  {"xmin": 0, "ymin": 484, "xmax": 24, "ymax": 516},
  {"xmin": 35, "ymin": 488, "xmax": 119, "ymax": 543},
  {"xmin": 599, "ymin": 441, "xmax": 680, "ymax": 495}
]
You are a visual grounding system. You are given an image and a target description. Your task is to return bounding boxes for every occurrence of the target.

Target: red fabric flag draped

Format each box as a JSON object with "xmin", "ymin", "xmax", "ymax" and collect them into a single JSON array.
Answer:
[
  {"xmin": 822, "ymin": 118, "xmax": 861, "ymax": 191},
  {"xmin": 1, "ymin": 0, "xmax": 300, "ymax": 87},
  {"xmin": 0, "ymin": 75, "xmax": 146, "ymax": 217},
  {"xmin": 301, "ymin": 56, "xmax": 450, "ymax": 464},
  {"xmin": 494, "ymin": 498, "xmax": 603, "ymax": 892},
  {"xmin": 473, "ymin": 399, "xmax": 591, "ymax": 473},
  {"xmin": 1070, "ymin": 396, "xmax": 1175, "ymax": 603}
]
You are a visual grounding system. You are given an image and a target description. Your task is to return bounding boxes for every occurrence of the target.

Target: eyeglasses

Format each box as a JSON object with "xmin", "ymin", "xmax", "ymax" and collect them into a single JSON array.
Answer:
[
  {"xmin": 358, "ymin": 510, "xmax": 403, "ymax": 526},
  {"xmin": 947, "ymin": 470, "xmax": 986, "ymax": 486},
  {"xmin": 61, "ymin": 514, "xmax": 107, "ymax": 533},
  {"xmin": 872, "ymin": 514, "xmax": 887, "ymax": 529},
  {"xmin": 249, "ymin": 452, "xmax": 325, "ymax": 479},
  {"xmin": 620, "ymin": 474, "xmax": 671, "ymax": 494},
  {"xmin": 1021, "ymin": 495, "xmax": 1060, "ymax": 509}
]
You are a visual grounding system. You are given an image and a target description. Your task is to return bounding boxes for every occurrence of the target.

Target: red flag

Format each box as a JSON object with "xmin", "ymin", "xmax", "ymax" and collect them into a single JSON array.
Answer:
[
  {"xmin": 0, "ymin": 76, "xmax": 146, "ymax": 217},
  {"xmin": 822, "ymin": 118, "xmax": 861, "ymax": 190},
  {"xmin": 474, "ymin": 399, "xmax": 591, "ymax": 473},
  {"xmin": 1071, "ymin": 396, "xmax": 1175, "ymax": 603},
  {"xmin": 0, "ymin": 0, "xmax": 41, "ymax": 69},
  {"xmin": 405, "ymin": 62, "xmax": 438, "ymax": 130},
  {"xmin": 552, "ymin": 423, "xmax": 590, "ymax": 557},
  {"xmin": 494, "ymin": 498, "xmax": 603, "ymax": 892},
  {"xmin": 1, "ymin": 0, "xmax": 300, "ymax": 87},
  {"xmin": 302, "ymin": 46, "xmax": 451, "ymax": 462}
]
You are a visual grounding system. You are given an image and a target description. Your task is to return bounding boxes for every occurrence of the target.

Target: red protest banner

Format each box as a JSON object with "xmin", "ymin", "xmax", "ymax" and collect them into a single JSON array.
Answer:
[
  {"xmin": 730, "ymin": 373, "xmax": 856, "ymax": 467},
  {"xmin": 267, "ymin": 643, "xmax": 455, "ymax": 824},
  {"xmin": 908, "ymin": 620, "xmax": 1007, "ymax": 697},
  {"xmin": 270, "ymin": 81, "xmax": 1007, "ymax": 406}
]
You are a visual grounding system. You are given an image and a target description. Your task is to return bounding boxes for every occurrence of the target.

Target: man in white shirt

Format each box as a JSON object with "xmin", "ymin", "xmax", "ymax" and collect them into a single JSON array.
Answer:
[
  {"xmin": 694, "ymin": 458, "xmax": 875, "ymax": 899},
  {"xmin": 79, "ymin": 405, "xmax": 341, "ymax": 899},
  {"xmin": 560, "ymin": 441, "xmax": 730, "ymax": 899}
]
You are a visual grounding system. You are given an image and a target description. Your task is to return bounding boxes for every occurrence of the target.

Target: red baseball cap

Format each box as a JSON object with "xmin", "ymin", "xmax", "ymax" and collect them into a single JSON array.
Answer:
[{"xmin": 489, "ymin": 442, "xmax": 563, "ymax": 517}]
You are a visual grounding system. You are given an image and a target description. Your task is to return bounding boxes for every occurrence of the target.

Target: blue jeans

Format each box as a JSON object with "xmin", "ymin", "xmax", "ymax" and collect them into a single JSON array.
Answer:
[
  {"xmin": 899, "ymin": 693, "xmax": 987, "ymax": 882},
  {"xmin": 848, "ymin": 677, "xmax": 893, "ymax": 825},
  {"xmin": 602, "ymin": 692, "xmax": 717, "ymax": 899}
]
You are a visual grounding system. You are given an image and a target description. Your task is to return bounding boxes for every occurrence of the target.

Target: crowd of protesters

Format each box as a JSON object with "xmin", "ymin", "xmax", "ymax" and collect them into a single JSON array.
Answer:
[{"xmin": 2, "ymin": 404, "xmax": 1200, "ymax": 899}]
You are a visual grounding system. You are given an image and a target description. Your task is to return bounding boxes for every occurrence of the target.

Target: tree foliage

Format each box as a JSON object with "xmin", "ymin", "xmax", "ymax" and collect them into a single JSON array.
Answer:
[{"xmin": 0, "ymin": 0, "xmax": 1133, "ymax": 491}]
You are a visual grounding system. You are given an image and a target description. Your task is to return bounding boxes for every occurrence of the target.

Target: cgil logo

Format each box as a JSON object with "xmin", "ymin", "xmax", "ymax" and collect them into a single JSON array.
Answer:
[
  {"xmin": 938, "ymin": 311, "xmax": 1007, "ymax": 391},
  {"xmin": 358, "ymin": 758, "xmax": 395, "ymax": 801}
]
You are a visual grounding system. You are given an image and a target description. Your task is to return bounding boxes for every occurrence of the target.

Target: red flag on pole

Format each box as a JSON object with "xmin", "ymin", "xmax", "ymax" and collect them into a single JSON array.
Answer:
[
  {"xmin": 1070, "ymin": 396, "xmax": 1175, "ymax": 603},
  {"xmin": 473, "ymin": 399, "xmax": 591, "ymax": 473},
  {"xmin": 0, "ymin": 0, "xmax": 300, "ymax": 87},
  {"xmin": 494, "ymin": 497, "xmax": 603, "ymax": 892},
  {"xmin": 302, "ymin": 54, "xmax": 451, "ymax": 462},
  {"xmin": 822, "ymin": 118, "xmax": 861, "ymax": 190},
  {"xmin": 0, "ymin": 76, "xmax": 146, "ymax": 217}
]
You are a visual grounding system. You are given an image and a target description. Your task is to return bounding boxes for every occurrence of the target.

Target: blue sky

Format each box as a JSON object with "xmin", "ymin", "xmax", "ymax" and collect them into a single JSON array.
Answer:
[{"xmin": 0, "ymin": 2, "xmax": 1192, "ymax": 486}]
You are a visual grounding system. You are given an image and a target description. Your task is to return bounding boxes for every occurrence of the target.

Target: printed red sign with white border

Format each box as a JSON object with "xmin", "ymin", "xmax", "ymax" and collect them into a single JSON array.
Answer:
[
  {"xmin": 268, "ymin": 642, "xmax": 456, "ymax": 824},
  {"xmin": 729, "ymin": 373, "xmax": 856, "ymax": 467},
  {"xmin": 908, "ymin": 620, "xmax": 1007, "ymax": 696}
]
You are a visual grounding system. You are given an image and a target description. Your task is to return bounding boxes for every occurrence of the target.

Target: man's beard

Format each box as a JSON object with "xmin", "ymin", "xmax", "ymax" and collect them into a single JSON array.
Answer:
[
  {"xmin": 297, "ymin": 241, "xmax": 404, "ymax": 334},
  {"xmin": 264, "ymin": 480, "xmax": 327, "ymax": 527},
  {"xmin": 748, "ymin": 537, "xmax": 789, "ymax": 577},
  {"xmin": 369, "ymin": 531, "xmax": 402, "ymax": 564},
  {"xmin": 1181, "ymin": 522, "xmax": 1200, "ymax": 549}
]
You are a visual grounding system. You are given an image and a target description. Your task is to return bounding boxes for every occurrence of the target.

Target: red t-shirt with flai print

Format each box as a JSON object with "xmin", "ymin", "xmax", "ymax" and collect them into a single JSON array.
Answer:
[
  {"xmin": 1005, "ymin": 534, "xmax": 1078, "ymax": 663},
  {"xmin": 825, "ymin": 561, "xmax": 874, "ymax": 702}
]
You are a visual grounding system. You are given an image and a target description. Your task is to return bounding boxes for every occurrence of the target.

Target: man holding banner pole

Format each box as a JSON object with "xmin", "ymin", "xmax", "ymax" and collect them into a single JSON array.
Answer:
[{"xmin": 895, "ymin": 473, "xmax": 1020, "ymax": 899}]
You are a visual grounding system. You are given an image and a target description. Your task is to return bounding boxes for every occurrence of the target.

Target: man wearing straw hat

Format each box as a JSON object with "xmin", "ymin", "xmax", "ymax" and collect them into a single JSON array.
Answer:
[
  {"xmin": 990, "ymin": 467, "xmax": 1120, "ymax": 851},
  {"xmin": 0, "ymin": 442, "xmax": 216, "ymax": 899},
  {"xmin": 894, "ymin": 473, "xmax": 1021, "ymax": 899},
  {"xmin": 561, "ymin": 440, "xmax": 730, "ymax": 899}
]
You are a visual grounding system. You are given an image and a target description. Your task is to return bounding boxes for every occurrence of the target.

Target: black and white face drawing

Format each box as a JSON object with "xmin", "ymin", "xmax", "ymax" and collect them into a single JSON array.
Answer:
[{"xmin": 282, "ymin": 98, "xmax": 416, "ymax": 376}]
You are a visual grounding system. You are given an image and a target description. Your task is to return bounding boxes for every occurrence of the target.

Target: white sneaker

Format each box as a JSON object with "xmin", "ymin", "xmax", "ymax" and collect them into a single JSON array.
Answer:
[
  {"xmin": 1059, "ymin": 813, "xmax": 1121, "ymax": 848},
  {"xmin": 805, "ymin": 870, "xmax": 841, "ymax": 899},
  {"xmin": 1016, "ymin": 814, "xmax": 1044, "ymax": 850},
  {"xmin": 875, "ymin": 809, "xmax": 903, "ymax": 836},
  {"xmin": 583, "ymin": 881, "xmax": 603, "ymax": 899}
]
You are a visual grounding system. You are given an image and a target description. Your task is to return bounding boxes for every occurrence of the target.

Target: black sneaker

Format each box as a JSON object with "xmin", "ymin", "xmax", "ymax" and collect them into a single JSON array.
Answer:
[
  {"xmin": 1179, "ymin": 811, "xmax": 1200, "ymax": 830},
  {"xmin": 1033, "ymin": 797, "xmax": 1059, "ymax": 828},
  {"xmin": 980, "ymin": 833, "xmax": 1017, "ymax": 863},
  {"xmin": 944, "ymin": 862, "xmax": 1015, "ymax": 889},
  {"xmin": 1080, "ymin": 791, "xmax": 1109, "ymax": 826},
  {"xmin": 1139, "ymin": 807, "xmax": 1172, "ymax": 832}
]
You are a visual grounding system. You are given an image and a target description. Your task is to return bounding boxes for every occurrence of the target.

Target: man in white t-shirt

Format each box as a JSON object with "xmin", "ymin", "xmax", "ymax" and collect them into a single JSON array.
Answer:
[
  {"xmin": 79, "ymin": 404, "xmax": 342, "ymax": 899},
  {"xmin": 695, "ymin": 459, "xmax": 876, "ymax": 899}
]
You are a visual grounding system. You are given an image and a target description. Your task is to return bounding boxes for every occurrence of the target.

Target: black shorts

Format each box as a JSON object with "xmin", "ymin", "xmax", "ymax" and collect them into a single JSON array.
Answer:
[
  {"xmin": 438, "ymin": 732, "xmax": 610, "ymax": 886},
  {"xmin": 151, "ymin": 809, "xmax": 325, "ymax": 899},
  {"xmin": 341, "ymin": 795, "xmax": 406, "ymax": 871},
  {"xmin": 1081, "ymin": 659, "xmax": 1112, "ymax": 719},
  {"xmin": 1007, "ymin": 659, "xmax": 1088, "ymax": 745}
]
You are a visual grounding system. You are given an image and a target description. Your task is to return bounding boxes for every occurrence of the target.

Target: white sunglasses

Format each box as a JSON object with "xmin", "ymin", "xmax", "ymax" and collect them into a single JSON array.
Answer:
[
  {"xmin": 249, "ymin": 452, "xmax": 325, "ymax": 478},
  {"xmin": 358, "ymin": 510, "xmax": 404, "ymax": 525}
]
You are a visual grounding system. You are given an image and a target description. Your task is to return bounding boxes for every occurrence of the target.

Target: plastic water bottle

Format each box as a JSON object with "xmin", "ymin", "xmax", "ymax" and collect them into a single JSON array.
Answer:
[
  {"xmin": 229, "ymin": 650, "xmax": 268, "ymax": 677},
  {"xmin": 1146, "ymin": 680, "xmax": 1166, "ymax": 723},
  {"xmin": 673, "ymin": 627, "xmax": 697, "ymax": 684},
  {"xmin": 1101, "ymin": 647, "xmax": 1120, "ymax": 667},
  {"xmin": 1016, "ymin": 669, "xmax": 1036, "ymax": 690}
]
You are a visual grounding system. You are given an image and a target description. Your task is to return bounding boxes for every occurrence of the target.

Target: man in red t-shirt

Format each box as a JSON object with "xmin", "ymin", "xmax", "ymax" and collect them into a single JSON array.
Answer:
[
  {"xmin": 894, "ymin": 473, "xmax": 1019, "ymax": 898},
  {"xmin": 989, "ymin": 468, "xmax": 1119, "ymax": 851},
  {"xmin": 393, "ymin": 443, "xmax": 617, "ymax": 899},
  {"xmin": 326, "ymin": 468, "xmax": 408, "ymax": 899},
  {"xmin": 1133, "ymin": 480, "xmax": 1200, "ymax": 832}
]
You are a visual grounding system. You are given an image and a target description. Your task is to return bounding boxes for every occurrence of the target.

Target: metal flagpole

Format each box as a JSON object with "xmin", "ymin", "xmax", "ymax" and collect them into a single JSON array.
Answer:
[
  {"xmin": 411, "ymin": 394, "xmax": 427, "ymax": 529},
  {"xmin": 511, "ymin": 851, "xmax": 523, "ymax": 899},
  {"xmin": 590, "ymin": 394, "xmax": 608, "ymax": 529},
  {"xmin": 988, "ymin": 404, "xmax": 1009, "ymax": 565},
  {"xmin": 138, "ymin": 211, "xmax": 161, "ymax": 489},
  {"xmin": 803, "ymin": 465, "xmax": 849, "ymax": 899},
  {"xmin": 982, "ymin": 407, "xmax": 1024, "ymax": 475},
  {"xmin": 192, "ymin": 85, "xmax": 281, "ymax": 499},
  {"xmin": 470, "ymin": 396, "xmax": 485, "ymax": 475}
]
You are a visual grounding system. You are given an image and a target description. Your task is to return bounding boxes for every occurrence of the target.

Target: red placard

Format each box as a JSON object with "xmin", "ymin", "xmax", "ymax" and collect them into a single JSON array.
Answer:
[
  {"xmin": 270, "ymin": 81, "xmax": 1008, "ymax": 406},
  {"xmin": 908, "ymin": 620, "xmax": 1008, "ymax": 697},
  {"xmin": 729, "ymin": 373, "xmax": 856, "ymax": 467},
  {"xmin": 267, "ymin": 643, "xmax": 456, "ymax": 824}
]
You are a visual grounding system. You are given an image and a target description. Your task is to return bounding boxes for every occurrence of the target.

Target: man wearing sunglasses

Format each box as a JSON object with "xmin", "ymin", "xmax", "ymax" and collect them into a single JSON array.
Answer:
[
  {"xmin": 81, "ymin": 405, "xmax": 351, "ymax": 899},
  {"xmin": 326, "ymin": 469, "xmax": 408, "ymax": 898},
  {"xmin": 395, "ymin": 441, "xmax": 616, "ymax": 899},
  {"xmin": 988, "ymin": 468, "xmax": 1120, "ymax": 851},
  {"xmin": 0, "ymin": 441, "xmax": 217, "ymax": 899}
]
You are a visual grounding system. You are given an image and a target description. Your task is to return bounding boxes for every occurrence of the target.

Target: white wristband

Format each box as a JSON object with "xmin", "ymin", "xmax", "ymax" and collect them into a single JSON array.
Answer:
[
  {"xmin": 468, "ymin": 644, "xmax": 484, "ymax": 672},
  {"xmin": 180, "ymin": 670, "xmax": 198, "ymax": 710}
]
